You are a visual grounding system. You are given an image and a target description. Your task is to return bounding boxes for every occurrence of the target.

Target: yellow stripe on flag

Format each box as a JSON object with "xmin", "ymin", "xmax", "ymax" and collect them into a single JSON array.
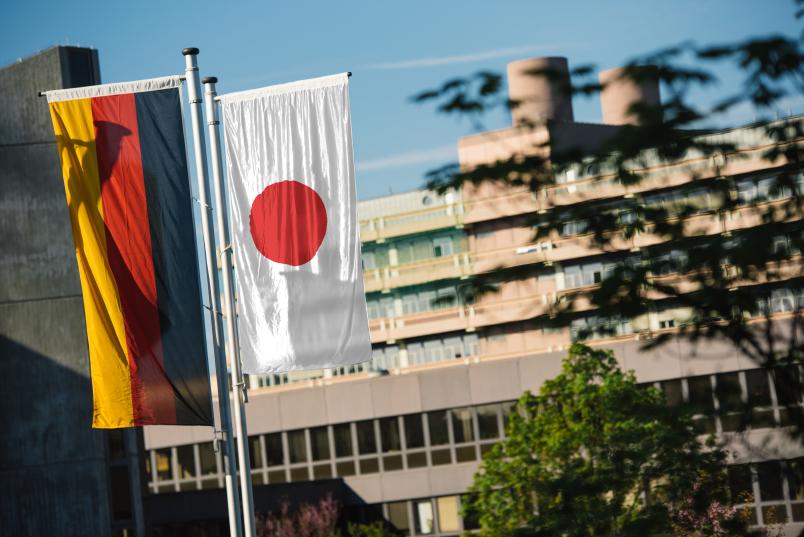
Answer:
[{"xmin": 50, "ymin": 99, "xmax": 134, "ymax": 428}]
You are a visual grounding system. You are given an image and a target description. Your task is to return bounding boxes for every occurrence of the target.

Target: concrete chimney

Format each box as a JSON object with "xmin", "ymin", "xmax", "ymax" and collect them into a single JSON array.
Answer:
[
  {"xmin": 599, "ymin": 65, "xmax": 661, "ymax": 125},
  {"xmin": 507, "ymin": 57, "xmax": 574, "ymax": 126}
]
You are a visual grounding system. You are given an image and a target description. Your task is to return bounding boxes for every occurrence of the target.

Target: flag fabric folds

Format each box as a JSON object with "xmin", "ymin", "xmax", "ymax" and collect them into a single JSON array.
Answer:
[
  {"xmin": 220, "ymin": 73, "xmax": 371, "ymax": 374},
  {"xmin": 47, "ymin": 78, "xmax": 213, "ymax": 428}
]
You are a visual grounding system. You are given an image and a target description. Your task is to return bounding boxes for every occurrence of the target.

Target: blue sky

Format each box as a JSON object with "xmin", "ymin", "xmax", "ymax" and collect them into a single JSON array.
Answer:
[{"xmin": 4, "ymin": 0, "xmax": 799, "ymax": 200}]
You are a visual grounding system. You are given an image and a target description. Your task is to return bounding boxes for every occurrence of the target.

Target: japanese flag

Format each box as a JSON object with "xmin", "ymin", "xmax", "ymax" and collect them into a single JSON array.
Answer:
[{"xmin": 220, "ymin": 73, "xmax": 371, "ymax": 373}]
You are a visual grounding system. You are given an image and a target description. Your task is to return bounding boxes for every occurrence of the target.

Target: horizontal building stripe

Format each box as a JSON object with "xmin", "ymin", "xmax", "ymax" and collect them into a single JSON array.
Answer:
[
  {"xmin": 49, "ymin": 98, "xmax": 134, "ymax": 428},
  {"xmin": 92, "ymin": 93, "xmax": 176, "ymax": 426}
]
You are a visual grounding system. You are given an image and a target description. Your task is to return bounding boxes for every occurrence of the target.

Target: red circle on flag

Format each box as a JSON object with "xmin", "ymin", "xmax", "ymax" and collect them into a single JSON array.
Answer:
[{"xmin": 249, "ymin": 180, "xmax": 328, "ymax": 266}]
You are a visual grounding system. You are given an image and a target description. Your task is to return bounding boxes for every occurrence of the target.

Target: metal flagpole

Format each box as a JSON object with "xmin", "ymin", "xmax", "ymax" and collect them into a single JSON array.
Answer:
[
  {"xmin": 202, "ymin": 75, "xmax": 258, "ymax": 537},
  {"xmin": 182, "ymin": 48, "xmax": 244, "ymax": 537}
]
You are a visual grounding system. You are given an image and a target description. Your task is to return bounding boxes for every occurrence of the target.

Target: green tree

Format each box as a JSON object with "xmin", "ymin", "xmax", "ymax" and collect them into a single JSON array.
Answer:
[{"xmin": 463, "ymin": 344, "xmax": 749, "ymax": 537}]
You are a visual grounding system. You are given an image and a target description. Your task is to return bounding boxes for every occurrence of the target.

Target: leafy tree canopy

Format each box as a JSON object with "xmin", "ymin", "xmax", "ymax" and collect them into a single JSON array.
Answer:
[{"xmin": 463, "ymin": 344, "xmax": 749, "ymax": 537}]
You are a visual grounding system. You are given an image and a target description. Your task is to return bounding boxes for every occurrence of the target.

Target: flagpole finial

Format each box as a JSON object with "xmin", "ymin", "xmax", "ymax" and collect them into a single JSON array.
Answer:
[
  {"xmin": 182, "ymin": 47, "xmax": 200, "ymax": 56},
  {"xmin": 202, "ymin": 76, "xmax": 218, "ymax": 84}
]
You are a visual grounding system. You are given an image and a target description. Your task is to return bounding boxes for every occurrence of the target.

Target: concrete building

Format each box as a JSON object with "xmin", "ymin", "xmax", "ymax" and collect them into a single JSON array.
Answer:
[
  {"xmin": 144, "ymin": 56, "xmax": 804, "ymax": 535},
  {"xmin": 0, "ymin": 48, "xmax": 146, "ymax": 536}
]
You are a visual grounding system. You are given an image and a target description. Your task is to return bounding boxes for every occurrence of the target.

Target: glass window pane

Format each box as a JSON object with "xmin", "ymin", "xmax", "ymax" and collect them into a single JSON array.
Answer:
[
  {"xmin": 728, "ymin": 465, "xmax": 753, "ymax": 503},
  {"xmin": 155, "ymin": 448, "xmax": 172, "ymax": 481},
  {"xmin": 198, "ymin": 442, "xmax": 217, "ymax": 475},
  {"xmin": 451, "ymin": 408, "xmax": 474, "ymax": 443},
  {"xmin": 287, "ymin": 430, "xmax": 307, "ymax": 464},
  {"xmin": 333, "ymin": 423, "xmax": 353, "ymax": 458},
  {"xmin": 774, "ymin": 366, "xmax": 802, "ymax": 405},
  {"xmin": 746, "ymin": 370, "xmax": 772, "ymax": 407},
  {"xmin": 476, "ymin": 404, "xmax": 500, "ymax": 440},
  {"xmin": 310, "ymin": 427, "xmax": 331, "ymax": 461},
  {"xmin": 388, "ymin": 501, "xmax": 410, "ymax": 532},
  {"xmin": 787, "ymin": 458, "xmax": 804, "ymax": 500},
  {"xmin": 380, "ymin": 417, "xmax": 401, "ymax": 453},
  {"xmin": 357, "ymin": 420, "xmax": 377, "ymax": 454},
  {"xmin": 428, "ymin": 411, "xmax": 449, "ymax": 446},
  {"xmin": 757, "ymin": 461, "xmax": 784, "ymax": 501},
  {"xmin": 414, "ymin": 499, "xmax": 434, "ymax": 534},
  {"xmin": 437, "ymin": 496, "xmax": 460, "ymax": 533},
  {"xmin": 687, "ymin": 376, "xmax": 714, "ymax": 414},
  {"xmin": 661, "ymin": 379, "xmax": 683, "ymax": 408},
  {"xmin": 248, "ymin": 436, "xmax": 263, "ymax": 469},
  {"xmin": 404, "ymin": 414, "xmax": 425, "ymax": 449},
  {"xmin": 715, "ymin": 372, "xmax": 743, "ymax": 413},
  {"xmin": 265, "ymin": 433, "xmax": 284, "ymax": 466},
  {"xmin": 177, "ymin": 445, "xmax": 195, "ymax": 479}
]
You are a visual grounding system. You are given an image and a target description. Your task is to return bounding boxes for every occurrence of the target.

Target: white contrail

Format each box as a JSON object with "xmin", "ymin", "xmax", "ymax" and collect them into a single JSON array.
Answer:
[
  {"xmin": 356, "ymin": 144, "xmax": 456, "ymax": 172},
  {"xmin": 364, "ymin": 44, "xmax": 565, "ymax": 71}
]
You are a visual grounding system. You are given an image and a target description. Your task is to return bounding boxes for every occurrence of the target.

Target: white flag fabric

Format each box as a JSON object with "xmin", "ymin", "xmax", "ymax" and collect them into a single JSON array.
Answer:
[{"xmin": 220, "ymin": 73, "xmax": 371, "ymax": 374}]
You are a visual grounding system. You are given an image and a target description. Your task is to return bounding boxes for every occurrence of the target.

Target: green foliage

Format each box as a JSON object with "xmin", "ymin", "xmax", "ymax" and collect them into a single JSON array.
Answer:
[{"xmin": 463, "ymin": 344, "xmax": 743, "ymax": 537}]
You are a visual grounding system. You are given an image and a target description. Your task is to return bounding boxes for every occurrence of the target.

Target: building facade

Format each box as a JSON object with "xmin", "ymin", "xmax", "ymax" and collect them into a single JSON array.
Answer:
[{"xmin": 143, "ymin": 55, "xmax": 803, "ymax": 535}]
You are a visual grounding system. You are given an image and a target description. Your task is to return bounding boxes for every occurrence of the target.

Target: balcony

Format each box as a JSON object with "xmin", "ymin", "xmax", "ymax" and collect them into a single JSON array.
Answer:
[
  {"xmin": 363, "ymin": 253, "xmax": 472, "ymax": 292},
  {"xmin": 368, "ymin": 289, "xmax": 556, "ymax": 344},
  {"xmin": 360, "ymin": 203, "xmax": 464, "ymax": 243}
]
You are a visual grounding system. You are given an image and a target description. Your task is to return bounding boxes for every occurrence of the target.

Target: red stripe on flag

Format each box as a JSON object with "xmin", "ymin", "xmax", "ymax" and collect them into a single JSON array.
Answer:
[{"xmin": 92, "ymin": 93, "xmax": 177, "ymax": 425}]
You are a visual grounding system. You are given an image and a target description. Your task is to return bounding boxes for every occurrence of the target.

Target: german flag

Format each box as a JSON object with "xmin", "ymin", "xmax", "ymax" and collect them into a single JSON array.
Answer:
[{"xmin": 47, "ymin": 78, "xmax": 213, "ymax": 428}]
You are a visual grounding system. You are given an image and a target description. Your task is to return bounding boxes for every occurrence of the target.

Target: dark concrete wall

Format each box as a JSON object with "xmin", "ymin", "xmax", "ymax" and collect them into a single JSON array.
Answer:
[{"xmin": 0, "ymin": 46, "xmax": 138, "ymax": 537}]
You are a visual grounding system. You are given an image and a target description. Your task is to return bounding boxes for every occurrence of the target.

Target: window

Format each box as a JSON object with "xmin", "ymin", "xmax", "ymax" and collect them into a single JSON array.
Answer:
[
  {"xmin": 570, "ymin": 315, "xmax": 632, "ymax": 341},
  {"xmin": 265, "ymin": 433, "xmax": 284, "ymax": 466},
  {"xmin": 687, "ymin": 376, "xmax": 715, "ymax": 415},
  {"xmin": 476, "ymin": 404, "xmax": 500, "ymax": 440},
  {"xmin": 757, "ymin": 461, "xmax": 784, "ymax": 501},
  {"xmin": 388, "ymin": 501, "xmax": 410, "ymax": 532},
  {"xmin": 451, "ymin": 408, "xmax": 474, "ymax": 443},
  {"xmin": 774, "ymin": 366, "xmax": 802, "ymax": 405},
  {"xmin": 560, "ymin": 219, "xmax": 588, "ymax": 237},
  {"xmin": 155, "ymin": 448, "xmax": 172, "ymax": 481},
  {"xmin": 414, "ymin": 500, "xmax": 435, "ymax": 534},
  {"xmin": 404, "ymin": 414, "xmax": 425, "ymax": 449},
  {"xmin": 356, "ymin": 421, "xmax": 377, "ymax": 454},
  {"xmin": 428, "ymin": 411, "xmax": 450, "ymax": 446},
  {"xmin": 437, "ymin": 496, "xmax": 461, "ymax": 533},
  {"xmin": 728, "ymin": 465, "xmax": 753, "ymax": 503},
  {"xmin": 433, "ymin": 236, "xmax": 454, "ymax": 257},
  {"xmin": 287, "ymin": 430, "xmax": 307, "ymax": 464},
  {"xmin": 310, "ymin": 427, "xmax": 330, "ymax": 461},
  {"xmin": 660, "ymin": 380, "xmax": 683, "ymax": 408},
  {"xmin": 247, "ymin": 436, "xmax": 263, "ymax": 469},
  {"xmin": 198, "ymin": 442, "xmax": 218, "ymax": 475},
  {"xmin": 177, "ymin": 445, "xmax": 196, "ymax": 479},
  {"xmin": 788, "ymin": 458, "xmax": 804, "ymax": 500},
  {"xmin": 333, "ymin": 423, "xmax": 353, "ymax": 458},
  {"xmin": 362, "ymin": 252, "xmax": 376, "ymax": 270},
  {"xmin": 380, "ymin": 418, "xmax": 401, "ymax": 453}
]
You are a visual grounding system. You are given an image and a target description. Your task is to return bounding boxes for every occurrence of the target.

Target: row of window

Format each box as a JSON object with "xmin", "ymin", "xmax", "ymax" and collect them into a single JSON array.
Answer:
[
  {"xmin": 552, "ymin": 171, "xmax": 803, "ymax": 238},
  {"xmin": 149, "ymin": 366, "xmax": 802, "ymax": 495},
  {"xmin": 146, "ymin": 400, "xmax": 515, "ymax": 493},
  {"xmin": 729, "ymin": 459, "xmax": 804, "ymax": 525},
  {"xmin": 367, "ymin": 282, "xmax": 469, "ymax": 320},
  {"xmin": 362, "ymin": 233, "xmax": 467, "ymax": 270},
  {"xmin": 657, "ymin": 366, "xmax": 803, "ymax": 434}
]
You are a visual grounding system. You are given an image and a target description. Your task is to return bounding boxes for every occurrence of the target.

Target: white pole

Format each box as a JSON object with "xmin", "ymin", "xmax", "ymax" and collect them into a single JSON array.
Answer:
[
  {"xmin": 202, "ymin": 75, "xmax": 258, "ymax": 537},
  {"xmin": 181, "ymin": 47, "xmax": 243, "ymax": 537}
]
